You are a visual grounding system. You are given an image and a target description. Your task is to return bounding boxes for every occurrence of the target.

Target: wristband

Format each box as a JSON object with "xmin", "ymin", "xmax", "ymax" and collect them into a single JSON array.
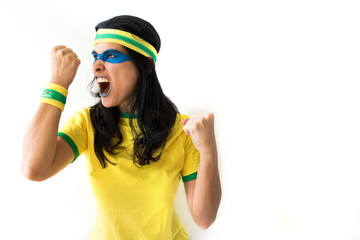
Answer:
[{"xmin": 40, "ymin": 83, "xmax": 68, "ymax": 111}]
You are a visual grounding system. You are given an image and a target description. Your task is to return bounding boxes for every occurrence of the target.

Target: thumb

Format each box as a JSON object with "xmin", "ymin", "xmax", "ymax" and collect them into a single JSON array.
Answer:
[{"xmin": 182, "ymin": 118, "xmax": 189, "ymax": 125}]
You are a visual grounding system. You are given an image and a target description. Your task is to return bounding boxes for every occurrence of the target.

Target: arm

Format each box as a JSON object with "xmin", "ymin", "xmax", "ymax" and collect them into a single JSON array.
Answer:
[
  {"xmin": 21, "ymin": 104, "xmax": 75, "ymax": 181},
  {"xmin": 21, "ymin": 45, "xmax": 80, "ymax": 181},
  {"xmin": 182, "ymin": 113, "xmax": 222, "ymax": 229},
  {"xmin": 184, "ymin": 148, "xmax": 221, "ymax": 229}
]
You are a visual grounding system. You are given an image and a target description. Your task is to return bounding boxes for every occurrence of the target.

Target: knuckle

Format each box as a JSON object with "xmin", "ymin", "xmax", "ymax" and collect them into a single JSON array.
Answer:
[
  {"xmin": 51, "ymin": 48, "xmax": 59, "ymax": 55},
  {"xmin": 58, "ymin": 49, "xmax": 66, "ymax": 57},
  {"xmin": 70, "ymin": 59, "xmax": 78, "ymax": 66},
  {"xmin": 53, "ymin": 45, "xmax": 65, "ymax": 52}
]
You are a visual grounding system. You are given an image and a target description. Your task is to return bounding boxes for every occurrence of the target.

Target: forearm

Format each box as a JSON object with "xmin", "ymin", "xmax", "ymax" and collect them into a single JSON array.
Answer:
[
  {"xmin": 191, "ymin": 148, "xmax": 222, "ymax": 229},
  {"xmin": 22, "ymin": 46, "xmax": 79, "ymax": 180},
  {"xmin": 21, "ymin": 103, "xmax": 62, "ymax": 180}
]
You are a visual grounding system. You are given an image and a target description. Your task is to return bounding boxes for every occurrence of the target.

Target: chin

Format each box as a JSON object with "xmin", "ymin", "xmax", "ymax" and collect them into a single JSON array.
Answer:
[{"xmin": 100, "ymin": 98, "xmax": 118, "ymax": 109}]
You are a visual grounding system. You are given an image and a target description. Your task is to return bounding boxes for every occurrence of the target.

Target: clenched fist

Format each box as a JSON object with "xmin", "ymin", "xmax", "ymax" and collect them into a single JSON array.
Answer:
[
  {"xmin": 50, "ymin": 45, "xmax": 81, "ymax": 89},
  {"xmin": 182, "ymin": 112, "xmax": 217, "ymax": 155}
]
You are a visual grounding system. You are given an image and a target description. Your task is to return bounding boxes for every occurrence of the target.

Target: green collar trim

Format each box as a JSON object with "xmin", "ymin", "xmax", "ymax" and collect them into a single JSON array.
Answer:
[{"xmin": 120, "ymin": 112, "xmax": 138, "ymax": 119}]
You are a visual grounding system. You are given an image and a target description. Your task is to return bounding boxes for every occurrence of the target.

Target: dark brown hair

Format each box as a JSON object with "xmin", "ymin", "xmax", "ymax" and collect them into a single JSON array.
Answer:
[{"xmin": 89, "ymin": 15, "xmax": 179, "ymax": 168}]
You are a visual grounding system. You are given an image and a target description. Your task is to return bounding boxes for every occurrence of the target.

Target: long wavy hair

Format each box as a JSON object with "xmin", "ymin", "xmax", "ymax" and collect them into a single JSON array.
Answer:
[{"xmin": 89, "ymin": 15, "xmax": 179, "ymax": 168}]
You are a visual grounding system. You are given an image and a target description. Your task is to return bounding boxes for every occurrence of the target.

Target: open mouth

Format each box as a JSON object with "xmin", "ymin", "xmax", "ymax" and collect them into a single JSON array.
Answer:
[{"xmin": 96, "ymin": 76, "xmax": 111, "ymax": 97}]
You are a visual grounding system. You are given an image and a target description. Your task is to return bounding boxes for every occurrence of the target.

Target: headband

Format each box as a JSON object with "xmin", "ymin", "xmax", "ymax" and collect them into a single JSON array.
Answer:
[{"xmin": 94, "ymin": 28, "xmax": 158, "ymax": 63}]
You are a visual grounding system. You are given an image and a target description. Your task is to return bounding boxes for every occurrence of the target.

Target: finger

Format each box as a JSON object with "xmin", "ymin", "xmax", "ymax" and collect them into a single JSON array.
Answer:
[
  {"xmin": 74, "ymin": 58, "xmax": 81, "ymax": 67},
  {"xmin": 59, "ymin": 48, "xmax": 74, "ymax": 55},
  {"xmin": 184, "ymin": 130, "xmax": 192, "ymax": 135},
  {"xmin": 182, "ymin": 124, "xmax": 193, "ymax": 135},
  {"xmin": 183, "ymin": 124, "xmax": 189, "ymax": 134},
  {"xmin": 71, "ymin": 52, "xmax": 78, "ymax": 59},
  {"xmin": 54, "ymin": 45, "xmax": 66, "ymax": 50},
  {"xmin": 51, "ymin": 45, "xmax": 66, "ymax": 55},
  {"xmin": 182, "ymin": 118, "xmax": 189, "ymax": 125}
]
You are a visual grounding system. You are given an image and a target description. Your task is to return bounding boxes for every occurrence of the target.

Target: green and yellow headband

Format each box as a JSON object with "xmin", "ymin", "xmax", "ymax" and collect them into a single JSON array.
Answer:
[{"xmin": 94, "ymin": 29, "xmax": 158, "ymax": 63}]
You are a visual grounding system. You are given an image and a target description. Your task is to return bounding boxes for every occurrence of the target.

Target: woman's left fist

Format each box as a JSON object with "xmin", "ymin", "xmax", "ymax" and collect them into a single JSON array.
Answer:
[{"xmin": 182, "ymin": 112, "xmax": 217, "ymax": 154}]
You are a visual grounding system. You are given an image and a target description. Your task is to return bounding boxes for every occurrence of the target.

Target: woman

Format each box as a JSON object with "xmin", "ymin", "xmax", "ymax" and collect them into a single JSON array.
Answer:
[{"xmin": 22, "ymin": 15, "xmax": 221, "ymax": 239}]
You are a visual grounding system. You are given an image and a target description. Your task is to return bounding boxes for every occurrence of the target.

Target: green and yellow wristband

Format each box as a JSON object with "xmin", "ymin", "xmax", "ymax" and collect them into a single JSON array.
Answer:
[{"xmin": 40, "ymin": 83, "xmax": 68, "ymax": 111}]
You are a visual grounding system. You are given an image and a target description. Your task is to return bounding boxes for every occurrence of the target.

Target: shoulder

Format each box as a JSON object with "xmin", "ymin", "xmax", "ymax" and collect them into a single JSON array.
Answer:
[
  {"xmin": 177, "ymin": 113, "xmax": 190, "ymax": 123},
  {"xmin": 167, "ymin": 113, "xmax": 189, "ymax": 139},
  {"xmin": 79, "ymin": 107, "xmax": 91, "ymax": 116},
  {"xmin": 74, "ymin": 107, "xmax": 91, "ymax": 119},
  {"xmin": 63, "ymin": 107, "xmax": 92, "ymax": 126},
  {"xmin": 173, "ymin": 113, "xmax": 189, "ymax": 128}
]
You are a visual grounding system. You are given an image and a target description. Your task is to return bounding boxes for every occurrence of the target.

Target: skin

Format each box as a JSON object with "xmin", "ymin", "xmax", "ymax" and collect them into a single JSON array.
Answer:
[
  {"xmin": 21, "ymin": 45, "xmax": 80, "ymax": 181},
  {"xmin": 182, "ymin": 113, "xmax": 222, "ymax": 229},
  {"xmin": 92, "ymin": 43, "xmax": 139, "ymax": 112},
  {"xmin": 21, "ymin": 43, "xmax": 221, "ymax": 230}
]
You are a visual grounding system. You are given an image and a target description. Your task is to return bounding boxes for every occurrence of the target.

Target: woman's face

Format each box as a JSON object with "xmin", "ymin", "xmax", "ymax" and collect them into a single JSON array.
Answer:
[{"xmin": 92, "ymin": 42, "xmax": 139, "ymax": 112}]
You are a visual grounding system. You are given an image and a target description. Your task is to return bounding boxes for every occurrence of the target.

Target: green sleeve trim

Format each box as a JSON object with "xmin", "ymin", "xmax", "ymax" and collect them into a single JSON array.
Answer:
[
  {"xmin": 58, "ymin": 132, "xmax": 79, "ymax": 163},
  {"xmin": 182, "ymin": 172, "xmax": 198, "ymax": 182}
]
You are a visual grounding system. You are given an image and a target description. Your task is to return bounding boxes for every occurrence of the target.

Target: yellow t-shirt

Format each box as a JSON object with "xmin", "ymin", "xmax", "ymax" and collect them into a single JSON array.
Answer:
[{"xmin": 58, "ymin": 108, "xmax": 200, "ymax": 240}]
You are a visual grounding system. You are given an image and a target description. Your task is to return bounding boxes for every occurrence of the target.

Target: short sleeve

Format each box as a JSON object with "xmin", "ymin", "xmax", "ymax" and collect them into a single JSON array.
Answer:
[
  {"xmin": 58, "ymin": 109, "xmax": 88, "ymax": 163},
  {"xmin": 180, "ymin": 133, "xmax": 200, "ymax": 182}
]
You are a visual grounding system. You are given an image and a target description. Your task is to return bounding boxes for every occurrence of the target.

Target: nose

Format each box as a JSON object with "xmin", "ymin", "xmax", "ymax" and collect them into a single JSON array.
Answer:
[{"xmin": 93, "ymin": 59, "xmax": 105, "ymax": 74}]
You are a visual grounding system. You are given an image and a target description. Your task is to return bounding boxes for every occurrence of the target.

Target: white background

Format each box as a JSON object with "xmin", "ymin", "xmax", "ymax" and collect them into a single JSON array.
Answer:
[{"xmin": 0, "ymin": 0, "xmax": 360, "ymax": 239}]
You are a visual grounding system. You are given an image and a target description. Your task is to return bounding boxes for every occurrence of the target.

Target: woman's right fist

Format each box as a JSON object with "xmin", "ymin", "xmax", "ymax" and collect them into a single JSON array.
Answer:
[{"xmin": 50, "ymin": 45, "xmax": 81, "ymax": 89}]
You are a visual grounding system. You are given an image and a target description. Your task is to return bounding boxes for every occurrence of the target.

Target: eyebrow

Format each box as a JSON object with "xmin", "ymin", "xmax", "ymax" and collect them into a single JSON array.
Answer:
[{"xmin": 92, "ymin": 48, "xmax": 126, "ymax": 55}]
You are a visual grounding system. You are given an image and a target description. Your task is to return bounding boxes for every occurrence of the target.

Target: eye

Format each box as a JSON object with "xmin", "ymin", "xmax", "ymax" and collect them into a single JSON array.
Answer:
[
  {"xmin": 107, "ymin": 54, "xmax": 116, "ymax": 59},
  {"xmin": 92, "ymin": 51, "xmax": 98, "ymax": 59}
]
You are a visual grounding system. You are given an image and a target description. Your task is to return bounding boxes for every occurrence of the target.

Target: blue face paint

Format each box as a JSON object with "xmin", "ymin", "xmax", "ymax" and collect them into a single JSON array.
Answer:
[{"xmin": 92, "ymin": 49, "xmax": 131, "ymax": 64}]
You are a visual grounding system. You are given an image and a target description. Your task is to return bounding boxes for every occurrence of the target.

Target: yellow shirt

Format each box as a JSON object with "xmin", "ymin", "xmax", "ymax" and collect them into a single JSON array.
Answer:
[{"xmin": 58, "ymin": 108, "xmax": 200, "ymax": 240}]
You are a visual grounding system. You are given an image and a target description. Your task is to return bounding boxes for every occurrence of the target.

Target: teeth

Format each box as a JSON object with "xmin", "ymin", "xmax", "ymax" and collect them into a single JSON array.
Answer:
[{"xmin": 97, "ymin": 77, "xmax": 109, "ymax": 83}]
